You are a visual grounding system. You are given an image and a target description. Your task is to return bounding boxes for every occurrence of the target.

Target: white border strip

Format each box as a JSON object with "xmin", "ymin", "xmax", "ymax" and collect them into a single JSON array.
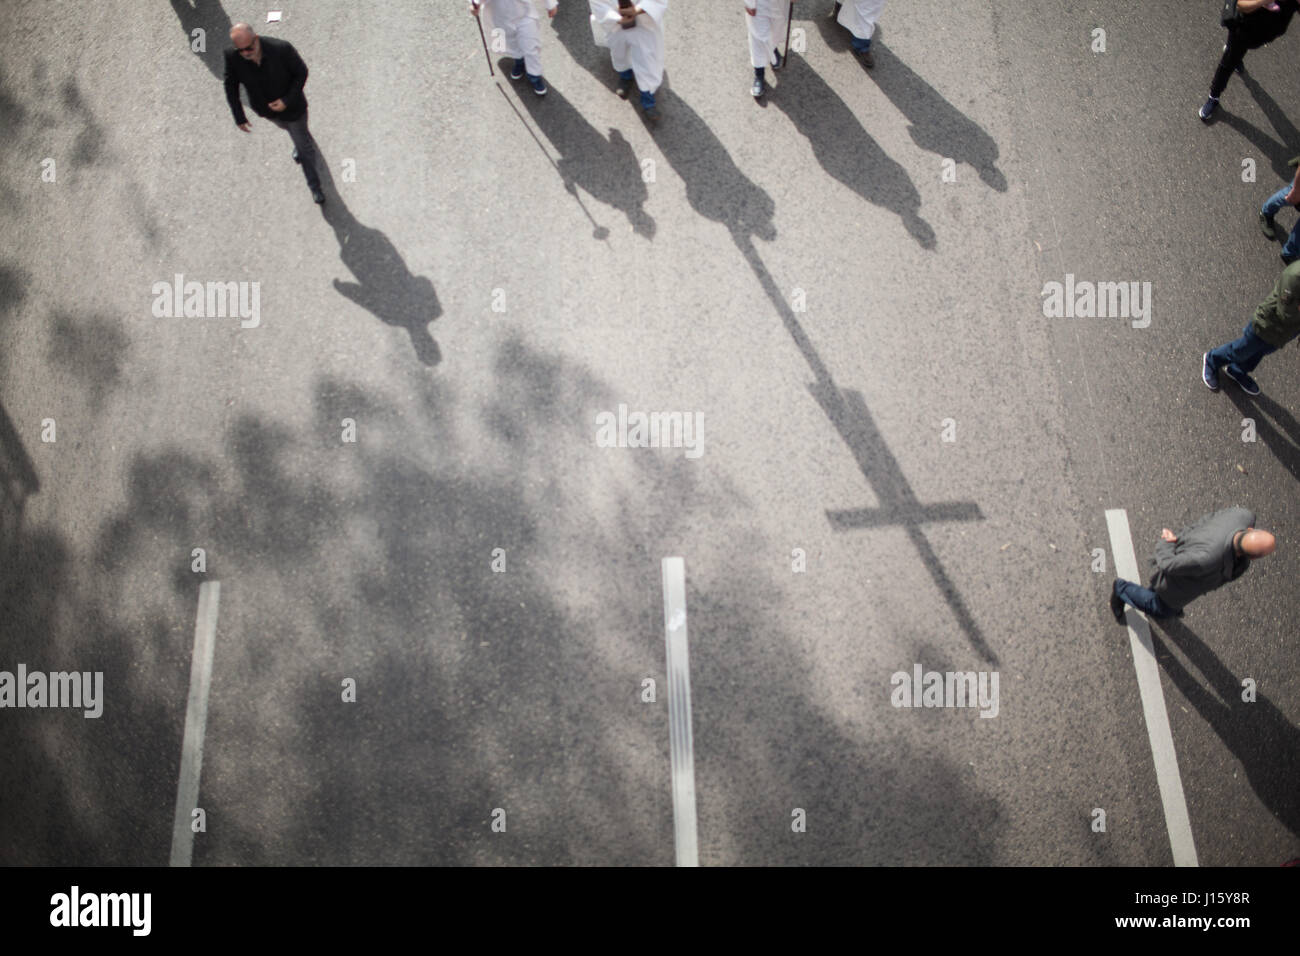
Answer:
[
  {"xmin": 1104, "ymin": 510, "xmax": 1198, "ymax": 867},
  {"xmin": 170, "ymin": 580, "xmax": 220, "ymax": 867},
  {"xmin": 661, "ymin": 557, "xmax": 698, "ymax": 867}
]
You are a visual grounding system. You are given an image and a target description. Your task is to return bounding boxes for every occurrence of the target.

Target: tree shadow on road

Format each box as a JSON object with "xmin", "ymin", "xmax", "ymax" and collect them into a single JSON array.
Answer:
[
  {"xmin": 1152, "ymin": 617, "xmax": 1300, "ymax": 839},
  {"xmin": 0, "ymin": 328, "xmax": 1003, "ymax": 864}
]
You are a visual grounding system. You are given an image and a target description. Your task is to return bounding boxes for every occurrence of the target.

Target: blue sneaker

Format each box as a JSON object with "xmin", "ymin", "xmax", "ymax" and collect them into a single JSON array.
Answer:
[
  {"xmin": 528, "ymin": 74, "xmax": 547, "ymax": 96},
  {"xmin": 1223, "ymin": 365, "xmax": 1261, "ymax": 396},
  {"xmin": 1202, "ymin": 352, "xmax": 1219, "ymax": 391},
  {"xmin": 640, "ymin": 89, "xmax": 656, "ymax": 112},
  {"xmin": 510, "ymin": 59, "xmax": 525, "ymax": 81},
  {"xmin": 1199, "ymin": 95, "xmax": 1219, "ymax": 122}
]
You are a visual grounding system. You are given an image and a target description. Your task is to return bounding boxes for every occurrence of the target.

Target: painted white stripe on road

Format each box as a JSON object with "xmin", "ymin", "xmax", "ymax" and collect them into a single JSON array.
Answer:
[
  {"xmin": 1105, "ymin": 510, "xmax": 1198, "ymax": 867},
  {"xmin": 661, "ymin": 557, "xmax": 698, "ymax": 867},
  {"xmin": 170, "ymin": 580, "xmax": 220, "ymax": 867}
]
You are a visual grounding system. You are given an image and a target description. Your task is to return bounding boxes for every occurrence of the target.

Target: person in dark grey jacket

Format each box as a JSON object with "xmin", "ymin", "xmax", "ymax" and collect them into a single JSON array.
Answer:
[{"xmin": 1110, "ymin": 507, "xmax": 1275, "ymax": 623}]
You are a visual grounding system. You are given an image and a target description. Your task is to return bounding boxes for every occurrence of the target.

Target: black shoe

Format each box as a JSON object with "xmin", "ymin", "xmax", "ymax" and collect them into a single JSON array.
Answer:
[
  {"xmin": 616, "ymin": 74, "xmax": 634, "ymax": 99},
  {"xmin": 1110, "ymin": 591, "xmax": 1127, "ymax": 625},
  {"xmin": 1202, "ymin": 352, "xmax": 1220, "ymax": 391},
  {"xmin": 1199, "ymin": 96, "xmax": 1219, "ymax": 122},
  {"xmin": 292, "ymin": 148, "xmax": 301, "ymax": 164},
  {"xmin": 1223, "ymin": 365, "xmax": 1261, "ymax": 396},
  {"xmin": 510, "ymin": 59, "xmax": 525, "ymax": 81},
  {"xmin": 772, "ymin": 48, "xmax": 783, "ymax": 71},
  {"xmin": 752, "ymin": 75, "xmax": 765, "ymax": 98},
  {"xmin": 311, "ymin": 187, "xmax": 325, "ymax": 204},
  {"xmin": 1261, "ymin": 211, "xmax": 1278, "ymax": 240}
]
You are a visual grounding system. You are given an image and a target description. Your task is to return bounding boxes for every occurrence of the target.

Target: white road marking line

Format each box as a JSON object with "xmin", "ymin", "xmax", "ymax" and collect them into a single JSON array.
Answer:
[
  {"xmin": 170, "ymin": 580, "xmax": 220, "ymax": 868},
  {"xmin": 1105, "ymin": 510, "xmax": 1199, "ymax": 867},
  {"xmin": 661, "ymin": 557, "xmax": 698, "ymax": 867}
]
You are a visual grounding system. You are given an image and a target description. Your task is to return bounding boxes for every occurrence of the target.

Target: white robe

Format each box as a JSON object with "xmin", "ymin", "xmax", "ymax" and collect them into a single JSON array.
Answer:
[
  {"xmin": 475, "ymin": 0, "xmax": 558, "ymax": 77},
  {"xmin": 589, "ymin": 0, "xmax": 668, "ymax": 94},
  {"xmin": 837, "ymin": 0, "xmax": 885, "ymax": 41},
  {"xmin": 745, "ymin": 1, "xmax": 790, "ymax": 70}
]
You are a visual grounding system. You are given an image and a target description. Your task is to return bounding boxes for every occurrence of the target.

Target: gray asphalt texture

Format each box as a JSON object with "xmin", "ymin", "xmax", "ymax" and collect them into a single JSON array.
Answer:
[{"xmin": 0, "ymin": 0, "xmax": 1297, "ymax": 866}]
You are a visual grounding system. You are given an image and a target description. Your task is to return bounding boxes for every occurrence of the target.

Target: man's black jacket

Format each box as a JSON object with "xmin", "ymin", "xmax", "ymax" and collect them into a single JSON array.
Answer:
[{"xmin": 223, "ymin": 36, "xmax": 308, "ymax": 125}]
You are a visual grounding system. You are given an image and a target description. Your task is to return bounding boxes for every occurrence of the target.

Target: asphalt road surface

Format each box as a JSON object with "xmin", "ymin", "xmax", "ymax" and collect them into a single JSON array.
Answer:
[{"xmin": 1, "ymin": 0, "xmax": 1297, "ymax": 866}]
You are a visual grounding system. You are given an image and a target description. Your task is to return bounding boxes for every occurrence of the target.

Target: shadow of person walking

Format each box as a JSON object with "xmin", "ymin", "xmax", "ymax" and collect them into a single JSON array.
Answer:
[
  {"xmin": 849, "ymin": 29, "xmax": 1008, "ymax": 193},
  {"xmin": 512, "ymin": 77, "xmax": 655, "ymax": 239},
  {"xmin": 169, "ymin": 0, "xmax": 234, "ymax": 81},
  {"xmin": 314, "ymin": 152, "xmax": 443, "ymax": 367},
  {"xmin": 1152, "ymin": 617, "xmax": 1300, "ymax": 839},
  {"xmin": 768, "ymin": 59, "xmax": 936, "ymax": 248}
]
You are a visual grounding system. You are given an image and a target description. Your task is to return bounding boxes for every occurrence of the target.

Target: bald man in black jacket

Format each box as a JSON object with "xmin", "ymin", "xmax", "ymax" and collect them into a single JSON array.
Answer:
[{"xmin": 223, "ymin": 22, "xmax": 324, "ymax": 203}]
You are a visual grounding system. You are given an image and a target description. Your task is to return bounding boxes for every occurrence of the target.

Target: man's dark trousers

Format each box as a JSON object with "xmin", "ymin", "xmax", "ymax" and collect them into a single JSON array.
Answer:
[
  {"xmin": 1113, "ymin": 578, "xmax": 1176, "ymax": 619},
  {"xmin": 273, "ymin": 110, "xmax": 321, "ymax": 192}
]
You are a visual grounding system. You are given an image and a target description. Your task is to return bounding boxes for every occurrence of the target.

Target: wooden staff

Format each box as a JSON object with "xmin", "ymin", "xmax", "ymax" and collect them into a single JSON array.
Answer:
[
  {"xmin": 780, "ymin": 2, "xmax": 794, "ymax": 69},
  {"xmin": 472, "ymin": 2, "xmax": 495, "ymax": 76}
]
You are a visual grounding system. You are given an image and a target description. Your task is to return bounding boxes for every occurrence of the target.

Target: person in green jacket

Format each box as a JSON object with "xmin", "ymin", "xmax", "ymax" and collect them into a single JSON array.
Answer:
[{"xmin": 1202, "ymin": 259, "xmax": 1300, "ymax": 396}]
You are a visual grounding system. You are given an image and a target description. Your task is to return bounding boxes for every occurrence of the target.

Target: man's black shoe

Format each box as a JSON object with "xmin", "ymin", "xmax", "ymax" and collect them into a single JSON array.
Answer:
[
  {"xmin": 1261, "ymin": 211, "xmax": 1278, "ymax": 240},
  {"xmin": 1110, "ymin": 590, "xmax": 1127, "ymax": 625}
]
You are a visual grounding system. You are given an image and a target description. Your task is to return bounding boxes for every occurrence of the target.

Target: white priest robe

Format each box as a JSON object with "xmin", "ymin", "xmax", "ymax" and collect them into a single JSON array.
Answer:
[
  {"xmin": 837, "ymin": 0, "xmax": 885, "ymax": 41},
  {"xmin": 744, "ymin": 0, "xmax": 790, "ymax": 70},
  {"xmin": 474, "ymin": 0, "xmax": 558, "ymax": 77},
  {"xmin": 589, "ymin": 0, "xmax": 668, "ymax": 94}
]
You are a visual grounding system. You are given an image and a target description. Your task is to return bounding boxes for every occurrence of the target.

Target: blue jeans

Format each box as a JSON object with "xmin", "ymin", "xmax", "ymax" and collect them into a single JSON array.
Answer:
[
  {"xmin": 1114, "ymin": 578, "xmax": 1176, "ymax": 618},
  {"xmin": 1262, "ymin": 184, "xmax": 1300, "ymax": 259},
  {"xmin": 1207, "ymin": 321, "xmax": 1277, "ymax": 380}
]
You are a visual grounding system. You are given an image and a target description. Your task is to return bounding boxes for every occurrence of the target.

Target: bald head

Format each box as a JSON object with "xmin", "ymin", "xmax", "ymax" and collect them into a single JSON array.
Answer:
[
  {"xmin": 231, "ymin": 23, "xmax": 259, "ymax": 58},
  {"xmin": 1240, "ymin": 529, "xmax": 1276, "ymax": 558}
]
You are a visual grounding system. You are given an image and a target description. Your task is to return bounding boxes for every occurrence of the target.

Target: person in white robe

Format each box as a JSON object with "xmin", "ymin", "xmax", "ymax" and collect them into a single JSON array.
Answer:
[
  {"xmin": 744, "ymin": 0, "xmax": 792, "ymax": 98},
  {"xmin": 832, "ymin": 0, "xmax": 885, "ymax": 67},
  {"xmin": 589, "ymin": 1, "xmax": 668, "ymax": 118},
  {"xmin": 471, "ymin": 0, "xmax": 559, "ymax": 94}
]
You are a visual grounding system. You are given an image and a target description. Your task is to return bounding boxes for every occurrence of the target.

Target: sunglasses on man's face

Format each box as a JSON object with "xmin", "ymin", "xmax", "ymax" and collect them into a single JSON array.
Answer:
[{"xmin": 235, "ymin": 41, "xmax": 256, "ymax": 53}]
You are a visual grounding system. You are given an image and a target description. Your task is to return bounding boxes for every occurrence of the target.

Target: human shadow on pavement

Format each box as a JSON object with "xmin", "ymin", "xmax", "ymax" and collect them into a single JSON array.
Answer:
[
  {"xmin": 1152, "ymin": 617, "xmax": 1300, "ymax": 838},
  {"xmin": 169, "ymin": 0, "xmax": 234, "ymax": 81},
  {"xmin": 1227, "ymin": 389, "xmax": 1300, "ymax": 485},
  {"xmin": 848, "ymin": 27, "xmax": 1007, "ymax": 193},
  {"xmin": 511, "ymin": 77, "xmax": 654, "ymax": 239},
  {"xmin": 768, "ymin": 61, "xmax": 936, "ymax": 249},
  {"xmin": 315, "ymin": 152, "xmax": 443, "ymax": 366}
]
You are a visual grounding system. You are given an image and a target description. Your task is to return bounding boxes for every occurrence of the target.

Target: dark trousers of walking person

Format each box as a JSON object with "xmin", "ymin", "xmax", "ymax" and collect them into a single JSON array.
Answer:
[
  {"xmin": 1113, "ymin": 579, "xmax": 1176, "ymax": 619},
  {"xmin": 1210, "ymin": 28, "xmax": 1250, "ymax": 98},
  {"xmin": 272, "ymin": 110, "xmax": 321, "ymax": 193}
]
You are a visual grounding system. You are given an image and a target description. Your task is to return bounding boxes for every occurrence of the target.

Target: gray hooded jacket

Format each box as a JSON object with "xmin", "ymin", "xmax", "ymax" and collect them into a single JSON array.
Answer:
[{"xmin": 1148, "ymin": 507, "xmax": 1255, "ymax": 611}]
